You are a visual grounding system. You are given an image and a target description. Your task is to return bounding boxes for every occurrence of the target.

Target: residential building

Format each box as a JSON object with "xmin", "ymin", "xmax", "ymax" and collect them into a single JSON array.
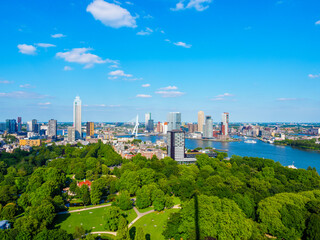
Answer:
[
  {"xmin": 167, "ymin": 112, "xmax": 181, "ymax": 131},
  {"xmin": 221, "ymin": 112, "xmax": 229, "ymax": 136},
  {"xmin": 198, "ymin": 111, "xmax": 205, "ymax": 133},
  {"xmin": 86, "ymin": 122, "xmax": 94, "ymax": 137},
  {"xmin": 68, "ymin": 126, "xmax": 76, "ymax": 142},
  {"xmin": 48, "ymin": 119, "xmax": 57, "ymax": 138},
  {"xmin": 203, "ymin": 116, "xmax": 213, "ymax": 138},
  {"xmin": 73, "ymin": 96, "xmax": 82, "ymax": 140},
  {"xmin": 167, "ymin": 130, "xmax": 185, "ymax": 162}
]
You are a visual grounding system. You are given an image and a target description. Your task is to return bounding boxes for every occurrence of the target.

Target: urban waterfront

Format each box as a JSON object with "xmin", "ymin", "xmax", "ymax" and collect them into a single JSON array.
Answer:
[{"xmin": 138, "ymin": 135, "xmax": 320, "ymax": 171}]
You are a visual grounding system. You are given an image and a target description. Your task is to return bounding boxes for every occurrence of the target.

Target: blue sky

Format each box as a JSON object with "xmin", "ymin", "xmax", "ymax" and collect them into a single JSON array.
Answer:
[{"xmin": 1, "ymin": 0, "xmax": 320, "ymax": 122}]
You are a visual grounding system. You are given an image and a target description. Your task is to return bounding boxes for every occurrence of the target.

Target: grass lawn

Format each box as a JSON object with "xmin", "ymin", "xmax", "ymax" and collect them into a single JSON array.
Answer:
[
  {"xmin": 130, "ymin": 208, "xmax": 180, "ymax": 240},
  {"xmin": 91, "ymin": 233, "xmax": 115, "ymax": 240},
  {"xmin": 137, "ymin": 206, "xmax": 154, "ymax": 213},
  {"xmin": 67, "ymin": 202, "xmax": 111, "ymax": 211},
  {"xmin": 55, "ymin": 207, "xmax": 137, "ymax": 234}
]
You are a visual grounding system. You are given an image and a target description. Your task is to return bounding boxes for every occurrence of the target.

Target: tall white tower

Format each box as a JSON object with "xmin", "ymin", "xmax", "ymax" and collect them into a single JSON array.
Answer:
[{"xmin": 73, "ymin": 96, "xmax": 82, "ymax": 140}]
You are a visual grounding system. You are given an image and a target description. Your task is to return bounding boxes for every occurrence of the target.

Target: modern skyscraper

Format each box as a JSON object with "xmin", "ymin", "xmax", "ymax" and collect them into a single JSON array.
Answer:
[
  {"xmin": 167, "ymin": 112, "xmax": 181, "ymax": 131},
  {"xmin": 167, "ymin": 130, "xmax": 185, "ymax": 162},
  {"xmin": 73, "ymin": 96, "xmax": 82, "ymax": 140},
  {"xmin": 145, "ymin": 113, "xmax": 151, "ymax": 126},
  {"xmin": 48, "ymin": 119, "xmax": 57, "ymax": 138},
  {"xmin": 198, "ymin": 111, "xmax": 205, "ymax": 133},
  {"xmin": 31, "ymin": 119, "xmax": 38, "ymax": 133},
  {"xmin": 203, "ymin": 116, "xmax": 213, "ymax": 138},
  {"xmin": 27, "ymin": 121, "xmax": 32, "ymax": 132},
  {"xmin": 68, "ymin": 126, "xmax": 76, "ymax": 142},
  {"xmin": 86, "ymin": 122, "xmax": 94, "ymax": 137},
  {"xmin": 5, "ymin": 119, "xmax": 17, "ymax": 133},
  {"xmin": 17, "ymin": 117, "xmax": 22, "ymax": 132},
  {"xmin": 146, "ymin": 119, "xmax": 154, "ymax": 132},
  {"xmin": 221, "ymin": 112, "xmax": 229, "ymax": 136}
]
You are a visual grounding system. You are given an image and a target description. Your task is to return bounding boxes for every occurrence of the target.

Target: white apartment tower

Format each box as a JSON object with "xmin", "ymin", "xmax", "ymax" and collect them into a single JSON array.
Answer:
[{"xmin": 73, "ymin": 96, "xmax": 82, "ymax": 140}]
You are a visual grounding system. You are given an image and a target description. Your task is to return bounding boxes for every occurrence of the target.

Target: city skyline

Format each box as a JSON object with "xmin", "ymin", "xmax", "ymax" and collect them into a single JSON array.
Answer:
[{"xmin": 1, "ymin": 0, "xmax": 320, "ymax": 122}]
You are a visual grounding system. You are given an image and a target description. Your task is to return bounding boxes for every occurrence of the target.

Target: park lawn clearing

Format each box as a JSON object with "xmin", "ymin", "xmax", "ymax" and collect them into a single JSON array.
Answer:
[
  {"xmin": 55, "ymin": 207, "xmax": 137, "ymax": 234},
  {"xmin": 130, "ymin": 208, "xmax": 180, "ymax": 240},
  {"xmin": 137, "ymin": 206, "xmax": 153, "ymax": 213},
  {"xmin": 91, "ymin": 233, "xmax": 115, "ymax": 240}
]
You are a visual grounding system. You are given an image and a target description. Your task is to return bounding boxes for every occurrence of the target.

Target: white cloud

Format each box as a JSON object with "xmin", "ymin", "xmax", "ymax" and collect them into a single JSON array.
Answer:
[
  {"xmin": 174, "ymin": 41, "xmax": 192, "ymax": 48},
  {"xmin": 308, "ymin": 74, "xmax": 320, "ymax": 78},
  {"xmin": 109, "ymin": 64, "xmax": 119, "ymax": 68},
  {"xmin": 125, "ymin": 1, "xmax": 134, "ymax": 5},
  {"xmin": 215, "ymin": 93, "xmax": 234, "ymax": 98},
  {"xmin": 51, "ymin": 33, "xmax": 66, "ymax": 38},
  {"xmin": 171, "ymin": 0, "xmax": 212, "ymax": 11},
  {"xmin": 64, "ymin": 66, "xmax": 73, "ymax": 71},
  {"xmin": 211, "ymin": 93, "xmax": 234, "ymax": 101},
  {"xmin": 56, "ymin": 48, "xmax": 114, "ymax": 68},
  {"xmin": 160, "ymin": 30, "xmax": 165, "ymax": 34},
  {"xmin": 155, "ymin": 91, "xmax": 185, "ymax": 98},
  {"xmin": 143, "ymin": 14, "xmax": 153, "ymax": 19},
  {"xmin": 142, "ymin": 83, "xmax": 150, "ymax": 87},
  {"xmin": 87, "ymin": 0, "xmax": 137, "ymax": 28},
  {"xmin": 19, "ymin": 84, "xmax": 34, "ymax": 89},
  {"xmin": 38, "ymin": 102, "xmax": 51, "ymax": 105},
  {"xmin": 17, "ymin": 44, "xmax": 36, "ymax": 55},
  {"xmin": 164, "ymin": 39, "xmax": 171, "ymax": 42},
  {"xmin": 136, "ymin": 94, "xmax": 152, "ymax": 98},
  {"xmin": 137, "ymin": 27, "xmax": 153, "ymax": 36},
  {"xmin": 36, "ymin": 43, "xmax": 56, "ymax": 48},
  {"xmin": 316, "ymin": 20, "xmax": 320, "ymax": 25},
  {"xmin": 0, "ymin": 80, "xmax": 13, "ymax": 84},
  {"xmin": 0, "ymin": 91, "xmax": 47, "ymax": 99},
  {"xmin": 159, "ymin": 86, "xmax": 178, "ymax": 90},
  {"xmin": 277, "ymin": 98, "xmax": 298, "ymax": 101},
  {"xmin": 109, "ymin": 69, "xmax": 133, "ymax": 78}
]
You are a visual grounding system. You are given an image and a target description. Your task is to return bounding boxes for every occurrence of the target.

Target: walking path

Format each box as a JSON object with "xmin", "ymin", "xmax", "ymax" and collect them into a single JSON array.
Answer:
[
  {"xmin": 65, "ymin": 203, "xmax": 181, "ymax": 236},
  {"xmin": 57, "ymin": 203, "xmax": 111, "ymax": 215}
]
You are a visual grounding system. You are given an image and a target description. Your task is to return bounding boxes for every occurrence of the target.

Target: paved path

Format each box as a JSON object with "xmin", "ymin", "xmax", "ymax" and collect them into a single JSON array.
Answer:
[
  {"xmin": 128, "ymin": 207, "xmax": 154, "ymax": 228},
  {"xmin": 89, "ymin": 231, "xmax": 117, "ymax": 236},
  {"xmin": 57, "ymin": 204, "xmax": 112, "ymax": 215}
]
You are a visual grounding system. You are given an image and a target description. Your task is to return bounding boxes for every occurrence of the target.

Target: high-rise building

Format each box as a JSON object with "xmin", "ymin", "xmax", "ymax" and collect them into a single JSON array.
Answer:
[
  {"xmin": 48, "ymin": 119, "xmax": 57, "ymax": 138},
  {"xmin": 31, "ymin": 119, "xmax": 38, "ymax": 133},
  {"xmin": 187, "ymin": 123, "xmax": 198, "ymax": 133},
  {"xmin": 146, "ymin": 119, "xmax": 154, "ymax": 132},
  {"xmin": 203, "ymin": 116, "xmax": 213, "ymax": 138},
  {"xmin": 17, "ymin": 117, "xmax": 22, "ymax": 132},
  {"xmin": 198, "ymin": 111, "xmax": 205, "ymax": 133},
  {"xmin": 5, "ymin": 119, "xmax": 17, "ymax": 133},
  {"xmin": 221, "ymin": 112, "xmax": 229, "ymax": 136},
  {"xmin": 67, "ymin": 126, "xmax": 76, "ymax": 142},
  {"xmin": 86, "ymin": 122, "xmax": 94, "ymax": 137},
  {"xmin": 167, "ymin": 112, "xmax": 181, "ymax": 131},
  {"xmin": 167, "ymin": 130, "xmax": 185, "ymax": 162},
  {"xmin": 145, "ymin": 113, "xmax": 151, "ymax": 128},
  {"xmin": 27, "ymin": 121, "xmax": 32, "ymax": 132},
  {"xmin": 73, "ymin": 96, "xmax": 82, "ymax": 140}
]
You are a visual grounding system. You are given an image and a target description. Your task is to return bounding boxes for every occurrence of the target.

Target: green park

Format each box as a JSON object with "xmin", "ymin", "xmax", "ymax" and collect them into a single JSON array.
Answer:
[{"xmin": 0, "ymin": 141, "xmax": 320, "ymax": 239}]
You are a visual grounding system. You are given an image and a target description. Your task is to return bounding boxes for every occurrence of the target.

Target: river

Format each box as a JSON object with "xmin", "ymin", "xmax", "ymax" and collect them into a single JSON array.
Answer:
[{"xmin": 137, "ymin": 135, "xmax": 320, "ymax": 171}]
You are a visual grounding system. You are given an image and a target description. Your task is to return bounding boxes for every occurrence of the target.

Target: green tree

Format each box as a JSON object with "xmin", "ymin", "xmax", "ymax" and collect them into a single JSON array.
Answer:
[
  {"xmin": 116, "ymin": 191, "xmax": 132, "ymax": 210},
  {"xmin": 116, "ymin": 216, "xmax": 130, "ymax": 240},
  {"xmin": 104, "ymin": 206, "xmax": 121, "ymax": 231},
  {"xmin": 73, "ymin": 226, "xmax": 86, "ymax": 239},
  {"xmin": 153, "ymin": 189, "xmax": 165, "ymax": 211},
  {"xmin": 80, "ymin": 185, "xmax": 91, "ymax": 206},
  {"xmin": 305, "ymin": 213, "xmax": 320, "ymax": 240},
  {"xmin": 1, "ymin": 203, "xmax": 17, "ymax": 221},
  {"xmin": 136, "ymin": 186, "xmax": 151, "ymax": 209},
  {"xmin": 164, "ymin": 195, "xmax": 174, "ymax": 209}
]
